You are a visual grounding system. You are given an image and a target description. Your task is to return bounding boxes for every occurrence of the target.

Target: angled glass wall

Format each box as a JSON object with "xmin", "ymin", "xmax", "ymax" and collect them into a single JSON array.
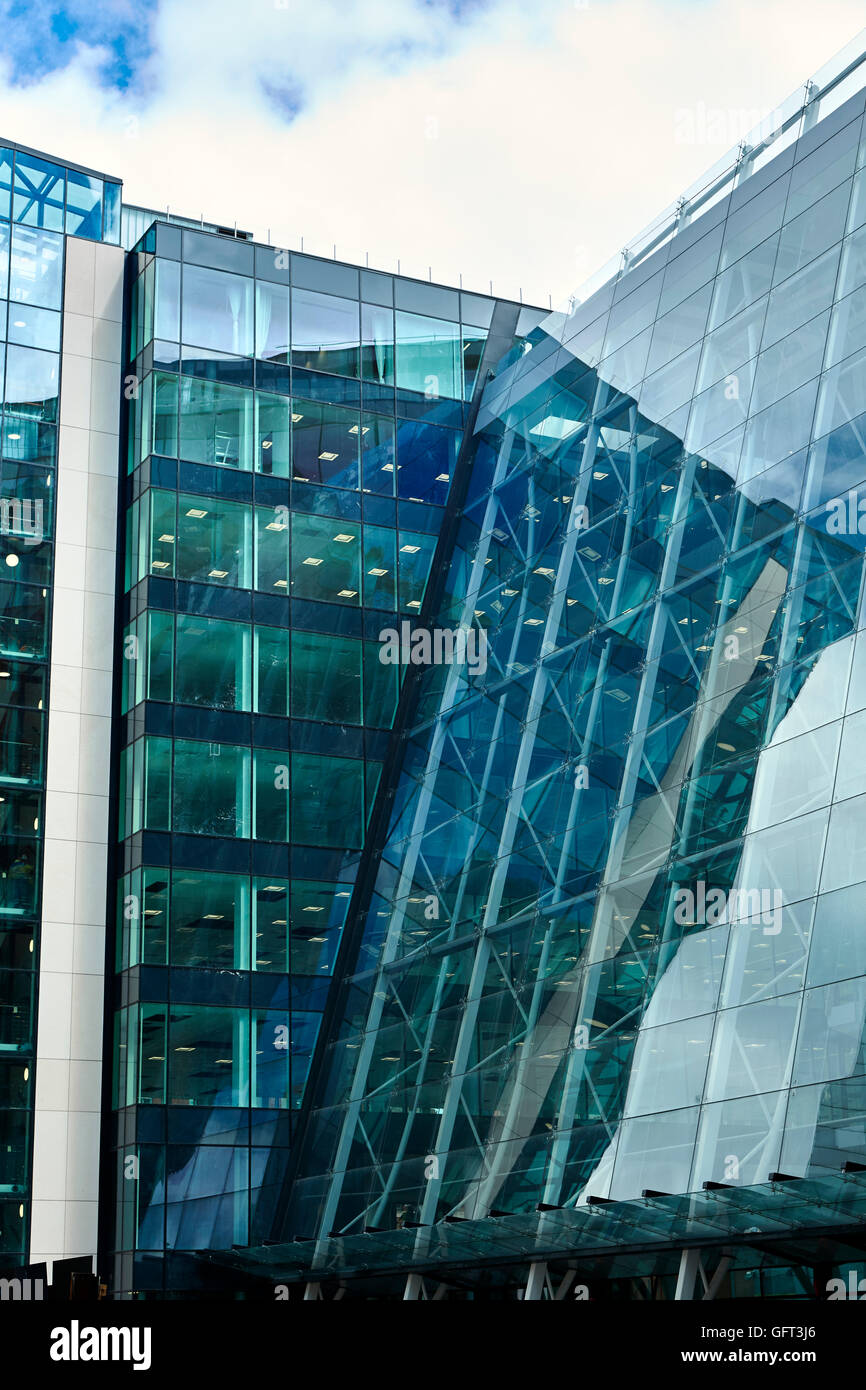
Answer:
[{"xmin": 281, "ymin": 80, "xmax": 866, "ymax": 1278}]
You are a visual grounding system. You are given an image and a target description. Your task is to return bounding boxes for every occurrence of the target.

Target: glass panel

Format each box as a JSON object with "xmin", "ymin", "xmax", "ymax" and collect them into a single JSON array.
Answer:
[
  {"xmin": 175, "ymin": 492, "xmax": 251, "ymax": 588},
  {"xmin": 360, "ymin": 413, "xmax": 395, "ymax": 494},
  {"xmin": 169, "ymin": 1005, "xmax": 248, "ymax": 1106},
  {"xmin": 172, "ymin": 739, "xmax": 251, "ymax": 838},
  {"xmin": 12, "ymin": 152, "xmax": 64, "ymax": 230},
  {"xmin": 395, "ymin": 420, "xmax": 457, "ymax": 505},
  {"xmin": 6, "ymin": 304, "xmax": 61, "ymax": 353},
  {"xmin": 152, "ymin": 371, "xmax": 178, "ymax": 458},
  {"xmin": 65, "ymin": 168, "xmax": 103, "ymax": 240},
  {"xmin": 291, "ymin": 399, "xmax": 359, "ymax": 488},
  {"xmin": 255, "ymin": 393, "xmax": 291, "ymax": 477},
  {"xmin": 291, "ymin": 752, "xmax": 364, "ymax": 848},
  {"xmin": 255, "ymin": 280, "xmax": 289, "ymax": 362},
  {"xmin": 181, "ymin": 262, "xmax": 253, "ymax": 357},
  {"xmin": 291, "ymin": 287, "xmax": 359, "ymax": 377},
  {"xmin": 8, "ymin": 226, "xmax": 63, "ymax": 309},
  {"xmin": 290, "ymin": 630, "xmax": 362, "ymax": 723},
  {"xmin": 397, "ymin": 528, "xmax": 436, "ymax": 610},
  {"xmin": 253, "ymin": 749, "xmax": 290, "ymax": 841},
  {"xmin": 623, "ymin": 1014, "xmax": 713, "ymax": 1116},
  {"xmin": 170, "ymin": 869, "xmax": 248, "ymax": 969},
  {"xmin": 178, "ymin": 376, "xmax": 253, "ymax": 470},
  {"xmin": 175, "ymin": 614, "xmax": 250, "ymax": 711},
  {"xmin": 705, "ymin": 995, "xmax": 801, "ymax": 1100},
  {"xmin": 290, "ymin": 512, "xmax": 360, "ymax": 606},
  {"xmin": 808, "ymin": 883, "xmax": 866, "ymax": 988},
  {"xmin": 793, "ymin": 978, "xmax": 866, "ymax": 1086},
  {"xmin": 254, "ymin": 504, "xmax": 289, "ymax": 592},
  {"xmin": 3, "ymin": 346, "xmax": 59, "ymax": 423},
  {"xmin": 155, "ymin": 258, "xmax": 180, "ymax": 342},
  {"xmin": 395, "ymin": 310, "xmax": 461, "ymax": 399},
  {"xmin": 290, "ymin": 880, "xmax": 350, "ymax": 976},
  {"xmin": 363, "ymin": 524, "xmax": 396, "ymax": 610},
  {"xmin": 361, "ymin": 302, "xmax": 394, "ymax": 384},
  {"xmin": 254, "ymin": 625, "xmax": 289, "ymax": 716},
  {"xmin": 608, "ymin": 1107, "xmax": 700, "ymax": 1201},
  {"xmin": 253, "ymin": 878, "xmax": 289, "ymax": 973}
]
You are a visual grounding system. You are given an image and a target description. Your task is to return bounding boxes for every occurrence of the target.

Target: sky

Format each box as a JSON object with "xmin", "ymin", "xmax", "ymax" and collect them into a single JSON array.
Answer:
[{"xmin": 0, "ymin": 0, "xmax": 864, "ymax": 306}]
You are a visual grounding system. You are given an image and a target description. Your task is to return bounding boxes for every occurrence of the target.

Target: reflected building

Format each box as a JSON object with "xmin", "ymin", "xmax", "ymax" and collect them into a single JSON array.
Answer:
[{"xmin": 3, "ymin": 29, "xmax": 866, "ymax": 1302}]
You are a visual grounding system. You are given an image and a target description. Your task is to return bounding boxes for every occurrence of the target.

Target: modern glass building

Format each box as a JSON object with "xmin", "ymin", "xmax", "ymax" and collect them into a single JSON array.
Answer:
[{"xmin": 5, "ymin": 27, "xmax": 866, "ymax": 1302}]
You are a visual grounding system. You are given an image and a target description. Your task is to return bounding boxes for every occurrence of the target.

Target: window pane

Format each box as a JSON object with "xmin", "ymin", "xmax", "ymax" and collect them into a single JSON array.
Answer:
[
  {"xmin": 182, "ymin": 262, "xmax": 253, "ymax": 356},
  {"xmin": 253, "ymin": 749, "xmax": 290, "ymax": 841},
  {"xmin": 291, "ymin": 287, "xmax": 359, "ymax": 377},
  {"xmin": 253, "ymin": 878, "xmax": 289, "ymax": 972},
  {"xmin": 395, "ymin": 419, "xmax": 457, "ymax": 505},
  {"xmin": 255, "ymin": 393, "xmax": 291, "ymax": 477},
  {"xmin": 255, "ymin": 280, "xmax": 289, "ymax": 362},
  {"xmin": 175, "ymin": 614, "xmax": 250, "ymax": 711},
  {"xmin": 13, "ymin": 153, "xmax": 64, "ymax": 230},
  {"xmin": 361, "ymin": 413, "xmax": 395, "ymax": 494},
  {"xmin": 291, "ymin": 752, "xmax": 364, "ymax": 847},
  {"xmin": 179, "ymin": 376, "xmax": 253, "ymax": 470},
  {"xmin": 9, "ymin": 225, "xmax": 63, "ymax": 309},
  {"xmin": 170, "ymin": 869, "xmax": 248, "ymax": 969},
  {"xmin": 3, "ymin": 345, "xmax": 59, "ymax": 423},
  {"xmin": 290, "ymin": 512, "xmax": 360, "ymax": 605},
  {"xmin": 7, "ymin": 304, "xmax": 60, "ymax": 353},
  {"xmin": 290, "ymin": 630, "xmax": 362, "ymax": 723},
  {"xmin": 65, "ymin": 169, "xmax": 103, "ymax": 240},
  {"xmin": 290, "ymin": 879, "xmax": 350, "ymax": 976},
  {"xmin": 361, "ymin": 302, "xmax": 394, "ymax": 384},
  {"xmin": 254, "ymin": 504, "xmax": 289, "ymax": 592},
  {"xmin": 395, "ymin": 310, "xmax": 461, "ymax": 399},
  {"xmin": 175, "ymin": 493, "xmax": 251, "ymax": 588},
  {"xmin": 172, "ymin": 739, "xmax": 250, "ymax": 838},
  {"xmin": 363, "ymin": 524, "xmax": 396, "ymax": 610},
  {"xmin": 397, "ymin": 528, "xmax": 436, "ymax": 611},
  {"xmin": 155, "ymin": 258, "xmax": 180, "ymax": 342},
  {"xmin": 169, "ymin": 1005, "xmax": 248, "ymax": 1106},
  {"xmin": 254, "ymin": 626, "xmax": 289, "ymax": 716},
  {"xmin": 291, "ymin": 399, "xmax": 359, "ymax": 489}
]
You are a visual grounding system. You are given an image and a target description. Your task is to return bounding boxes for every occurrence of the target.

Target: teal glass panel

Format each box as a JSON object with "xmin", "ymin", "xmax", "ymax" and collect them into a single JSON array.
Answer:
[
  {"xmin": 252, "ymin": 1009, "xmax": 290, "ymax": 1108},
  {"xmin": 139, "ymin": 1004, "xmax": 167, "ymax": 1105},
  {"xmin": 141, "ymin": 867, "xmax": 170, "ymax": 966},
  {"xmin": 253, "ymin": 749, "xmax": 290, "ymax": 841},
  {"xmin": 174, "ymin": 492, "xmax": 251, "ymax": 588},
  {"xmin": 291, "ymin": 752, "xmax": 364, "ymax": 848},
  {"xmin": 169, "ymin": 869, "xmax": 249, "ymax": 970},
  {"xmin": 179, "ymin": 376, "xmax": 253, "ymax": 470},
  {"xmin": 172, "ymin": 739, "xmax": 250, "ymax": 838},
  {"xmin": 175, "ymin": 613, "xmax": 250, "ymax": 710},
  {"xmin": 252, "ymin": 877, "xmax": 289, "ymax": 973},
  {"xmin": 290, "ymin": 512, "xmax": 360, "ymax": 605},
  {"xmin": 143, "ymin": 736, "xmax": 172, "ymax": 831},
  {"xmin": 395, "ymin": 310, "xmax": 461, "ymax": 398},
  {"xmin": 289, "ymin": 880, "xmax": 351, "ymax": 976},
  {"xmin": 147, "ymin": 610, "xmax": 174, "ymax": 702},
  {"xmin": 148, "ymin": 490, "xmax": 177, "ymax": 579},
  {"xmin": 290, "ymin": 630, "xmax": 363, "ymax": 723},
  {"xmin": 363, "ymin": 640, "xmax": 399, "ymax": 727},
  {"xmin": 254, "ymin": 625, "xmax": 290, "ymax": 716},
  {"xmin": 254, "ymin": 504, "xmax": 289, "ymax": 592},
  {"xmin": 255, "ymin": 393, "xmax": 291, "ymax": 476},
  {"xmin": 3, "ymin": 346, "xmax": 59, "ymax": 422},
  {"xmin": 363, "ymin": 524, "xmax": 396, "ymax": 609}
]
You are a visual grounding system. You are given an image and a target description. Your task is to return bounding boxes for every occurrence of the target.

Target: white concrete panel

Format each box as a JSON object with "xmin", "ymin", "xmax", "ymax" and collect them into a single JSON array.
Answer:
[{"xmin": 32, "ymin": 236, "xmax": 123, "ymax": 1268}]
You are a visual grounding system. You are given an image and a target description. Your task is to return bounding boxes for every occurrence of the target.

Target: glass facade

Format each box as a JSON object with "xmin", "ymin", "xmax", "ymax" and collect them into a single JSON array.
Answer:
[
  {"xmin": 110, "ymin": 225, "xmax": 537, "ymax": 1293},
  {"xmin": 8, "ymin": 32, "xmax": 866, "ymax": 1303},
  {"xmin": 264, "ymin": 74, "xmax": 866, "ymax": 1297}
]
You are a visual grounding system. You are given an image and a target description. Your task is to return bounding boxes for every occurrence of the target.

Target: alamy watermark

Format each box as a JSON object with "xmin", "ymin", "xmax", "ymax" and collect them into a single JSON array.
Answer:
[
  {"xmin": 674, "ymin": 882, "xmax": 782, "ymax": 935},
  {"xmin": 378, "ymin": 621, "xmax": 488, "ymax": 676}
]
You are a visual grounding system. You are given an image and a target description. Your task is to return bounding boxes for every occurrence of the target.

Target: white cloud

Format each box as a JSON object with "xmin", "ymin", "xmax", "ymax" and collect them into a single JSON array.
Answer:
[{"xmin": 0, "ymin": 0, "xmax": 863, "ymax": 306}]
